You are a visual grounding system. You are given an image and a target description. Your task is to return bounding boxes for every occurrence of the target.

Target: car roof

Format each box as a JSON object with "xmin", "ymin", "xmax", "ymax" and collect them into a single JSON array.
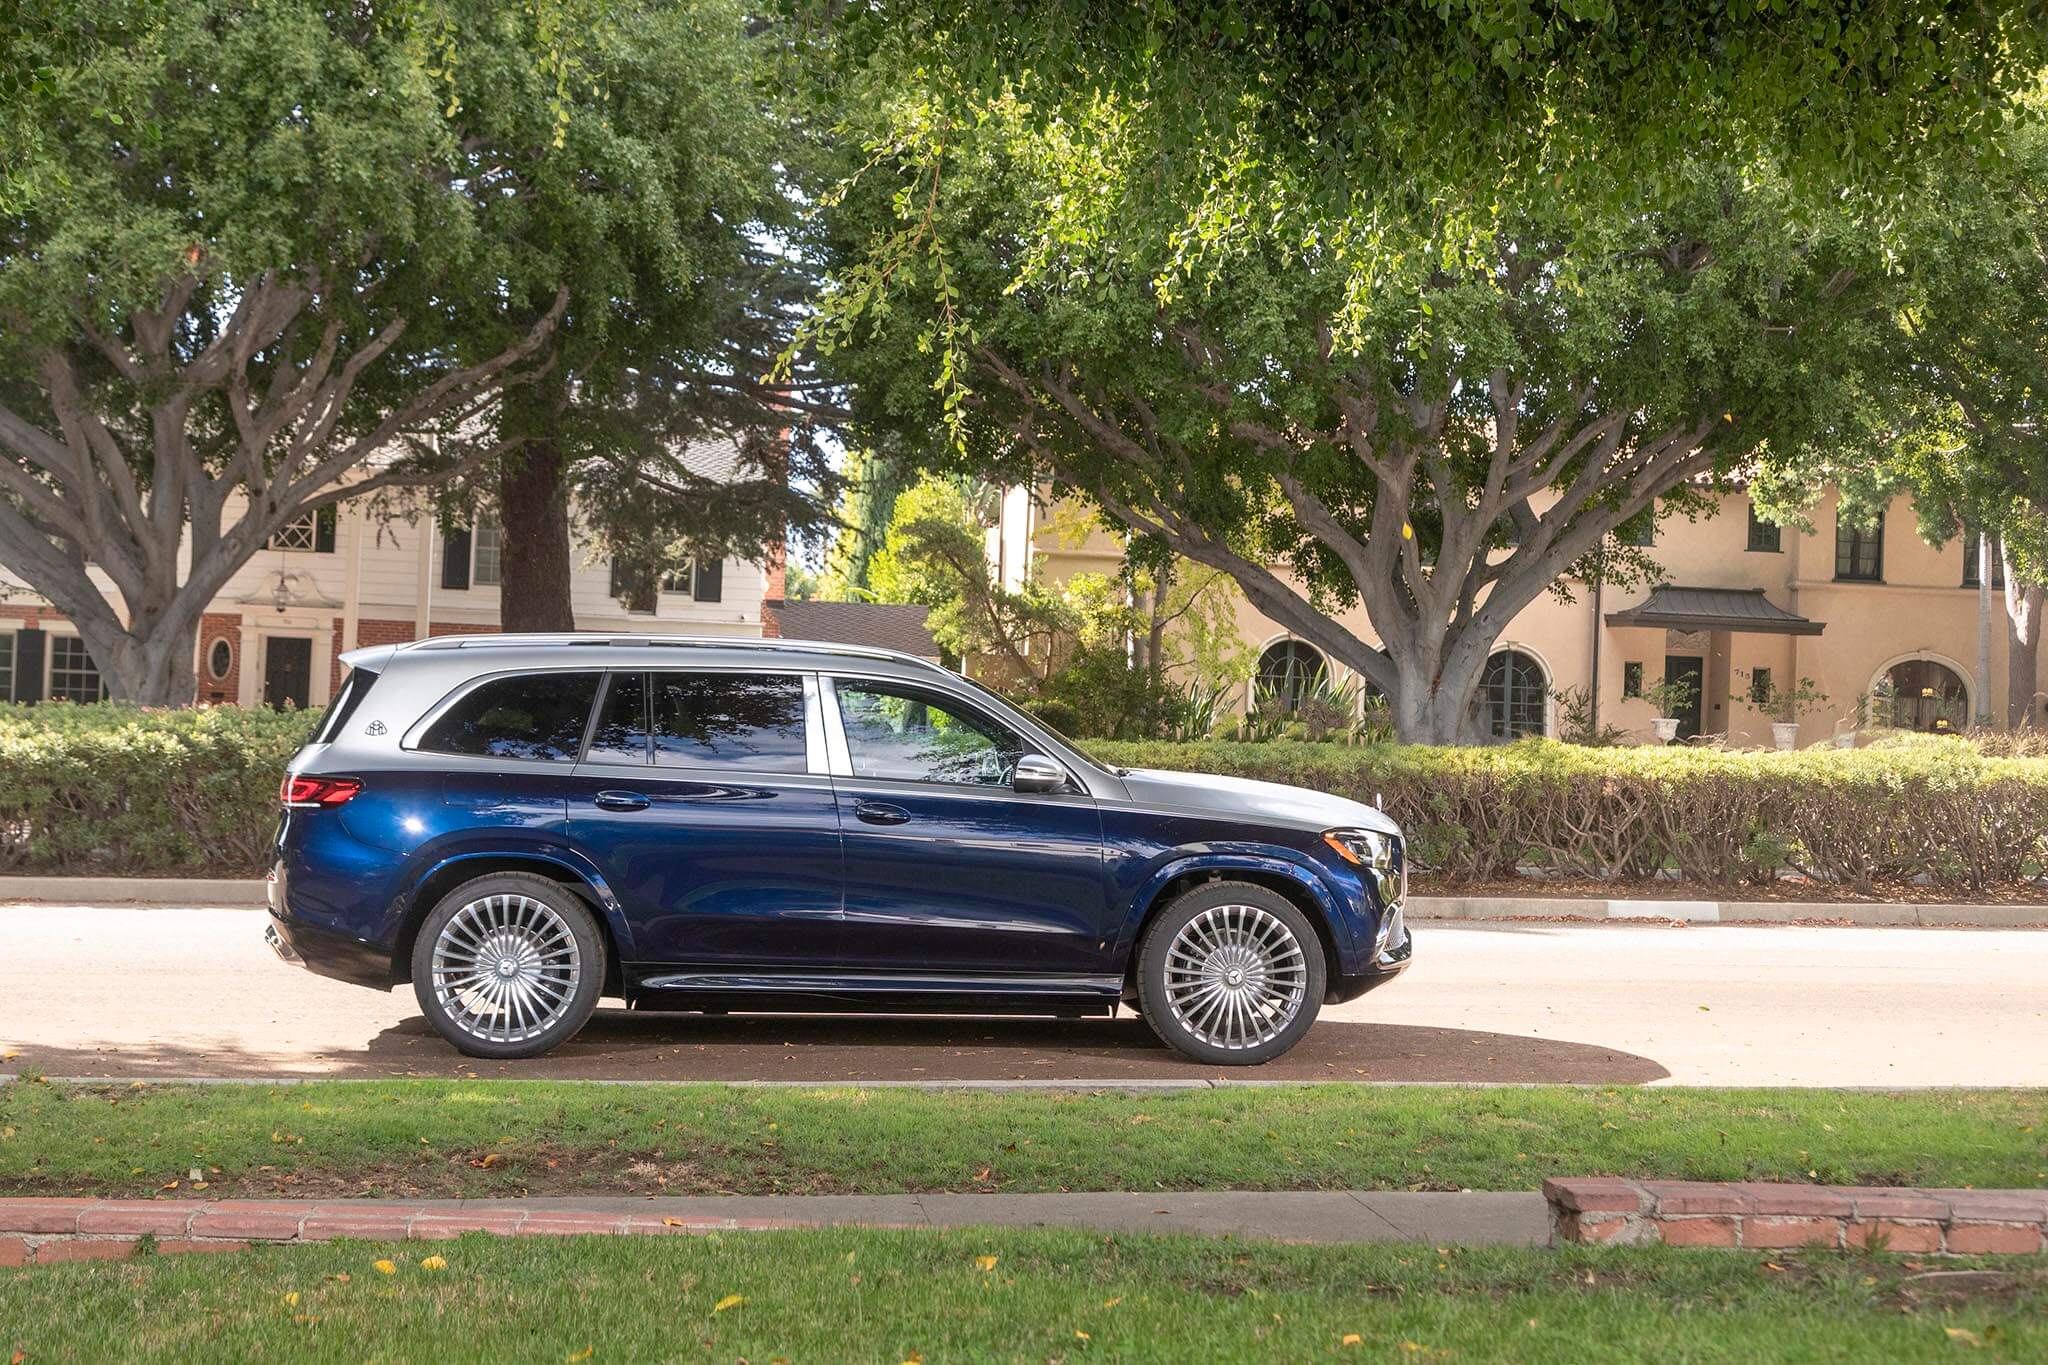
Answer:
[{"xmin": 337, "ymin": 633, "xmax": 948, "ymax": 679}]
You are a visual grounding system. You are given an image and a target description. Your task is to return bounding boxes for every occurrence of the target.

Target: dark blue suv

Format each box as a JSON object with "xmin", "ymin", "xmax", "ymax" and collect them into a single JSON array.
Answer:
[{"xmin": 268, "ymin": 635, "xmax": 1411, "ymax": 1064}]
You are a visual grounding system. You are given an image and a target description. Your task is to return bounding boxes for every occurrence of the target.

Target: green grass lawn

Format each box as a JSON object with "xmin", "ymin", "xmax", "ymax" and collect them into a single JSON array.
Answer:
[
  {"xmin": 3, "ymin": 1227, "xmax": 2042, "ymax": 1362},
  {"xmin": 2, "ymin": 1080, "xmax": 2041, "ymax": 1198}
]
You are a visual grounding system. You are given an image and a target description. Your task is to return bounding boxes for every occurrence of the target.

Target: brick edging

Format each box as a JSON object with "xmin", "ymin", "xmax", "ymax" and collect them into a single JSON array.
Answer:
[
  {"xmin": 1545, "ymin": 1179, "xmax": 2048, "ymax": 1254},
  {"xmin": 0, "ymin": 1198, "xmax": 847, "ymax": 1267}
]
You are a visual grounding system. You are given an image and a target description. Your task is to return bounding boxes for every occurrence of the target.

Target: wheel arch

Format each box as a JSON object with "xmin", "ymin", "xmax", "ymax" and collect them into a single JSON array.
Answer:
[
  {"xmin": 1115, "ymin": 853, "xmax": 1354, "ymax": 1003},
  {"xmin": 392, "ymin": 850, "xmax": 630, "ymax": 996}
]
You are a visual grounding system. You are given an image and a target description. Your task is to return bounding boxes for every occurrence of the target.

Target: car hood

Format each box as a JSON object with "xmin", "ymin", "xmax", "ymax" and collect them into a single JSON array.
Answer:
[{"xmin": 1115, "ymin": 766, "xmax": 1400, "ymax": 837}]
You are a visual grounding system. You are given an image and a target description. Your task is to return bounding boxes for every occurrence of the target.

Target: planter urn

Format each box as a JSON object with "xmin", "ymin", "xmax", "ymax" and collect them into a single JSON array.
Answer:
[
  {"xmin": 1772, "ymin": 721, "xmax": 1800, "ymax": 751},
  {"xmin": 1650, "ymin": 717, "xmax": 1681, "ymax": 743}
]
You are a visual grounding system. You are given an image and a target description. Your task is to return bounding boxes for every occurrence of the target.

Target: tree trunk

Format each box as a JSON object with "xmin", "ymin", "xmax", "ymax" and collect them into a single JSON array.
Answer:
[
  {"xmin": 2004, "ymin": 564, "xmax": 2044, "ymax": 730},
  {"xmin": 77, "ymin": 612, "xmax": 203, "ymax": 706},
  {"xmin": 1388, "ymin": 649, "xmax": 1489, "ymax": 745},
  {"xmin": 497, "ymin": 436, "xmax": 576, "ymax": 632}
]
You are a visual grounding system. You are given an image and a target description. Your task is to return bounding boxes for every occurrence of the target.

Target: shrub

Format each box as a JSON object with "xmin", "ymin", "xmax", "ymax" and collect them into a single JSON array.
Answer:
[
  {"xmin": 0, "ymin": 703, "xmax": 319, "ymax": 875},
  {"xmin": 1087, "ymin": 737, "xmax": 2048, "ymax": 893}
]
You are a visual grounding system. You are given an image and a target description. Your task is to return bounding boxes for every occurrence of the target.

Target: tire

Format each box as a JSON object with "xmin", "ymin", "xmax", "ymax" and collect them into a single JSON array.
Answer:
[
  {"xmin": 1135, "ymin": 880, "xmax": 1326, "ymax": 1066},
  {"xmin": 410, "ymin": 872, "xmax": 606, "ymax": 1059}
]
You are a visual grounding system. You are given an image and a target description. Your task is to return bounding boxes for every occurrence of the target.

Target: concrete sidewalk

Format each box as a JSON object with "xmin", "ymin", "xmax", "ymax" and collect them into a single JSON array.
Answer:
[{"xmin": 0, "ymin": 1192, "xmax": 1552, "ymax": 1265}]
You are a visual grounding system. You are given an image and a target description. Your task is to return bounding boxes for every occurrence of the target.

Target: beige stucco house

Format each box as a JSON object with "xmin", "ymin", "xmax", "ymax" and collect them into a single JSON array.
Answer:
[{"xmin": 993, "ymin": 484, "xmax": 2040, "ymax": 746}]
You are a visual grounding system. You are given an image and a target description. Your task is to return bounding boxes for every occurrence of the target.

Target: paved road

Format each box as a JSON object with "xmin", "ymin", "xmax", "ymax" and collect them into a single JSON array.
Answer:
[{"xmin": 3, "ymin": 905, "xmax": 2043, "ymax": 1086}]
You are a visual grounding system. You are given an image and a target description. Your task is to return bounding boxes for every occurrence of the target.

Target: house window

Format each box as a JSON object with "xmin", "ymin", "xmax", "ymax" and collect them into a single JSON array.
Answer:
[
  {"xmin": 609, "ymin": 558, "xmax": 657, "ymax": 613},
  {"xmin": 1747, "ymin": 667, "xmax": 1773, "ymax": 705},
  {"xmin": 268, "ymin": 507, "xmax": 337, "ymax": 553},
  {"xmin": 47, "ymin": 636, "xmax": 106, "ymax": 703},
  {"xmin": 1962, "ymin": 527, "xmax": 2005, "ymax": 588},
  {"xmin": 0, "ymin": 632, "xmax": 12, "ymax": 701},
  {"xmin": 659, "ymin": 558, "xmax": 725, "ymax": 603},
  {"xmin": 1746, "ymin": 503, "xmax": 1781, "ymax": 553},
  {"xmin": 472, "ymin": 519, "xmax": 502, "ymax": 586},
  {"xmin": 1479, "ymin": 649, "xmax": 1547, "ymax": 740},
  {"xmin": 207, "ymin": 638, "xmax": 233, "ymax": 681},
  {"xmin": 1621, "ymin": 662, "xmax": 1644, "ymax": 699},
  {"xmin": 1834, "ymin": 510, "xmax": 1884, "ymax": 581},
  {"xmin": 1254, "ymin": 640, "xmax": 1328, "ymax": 713}
]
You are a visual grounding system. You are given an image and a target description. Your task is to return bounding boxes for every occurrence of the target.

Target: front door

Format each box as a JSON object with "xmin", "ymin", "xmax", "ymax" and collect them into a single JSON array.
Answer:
[
  {"xmin": 1664, "ymin": 654, "xmax": 1705, "ymax": 740},
  {"xmin": 565, "ymin": 669, "xmax": 845, "ymax": 970},
  {"xmin": 264, "ymin": 636, "xmax": 313, "ymax": 710},
  {"xmin": 824, "ymin": 676, "xmax": 1110, "ymax": 979}
]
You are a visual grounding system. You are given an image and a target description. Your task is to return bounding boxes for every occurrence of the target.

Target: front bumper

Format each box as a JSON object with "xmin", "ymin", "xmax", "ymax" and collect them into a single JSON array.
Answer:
[{"xmin": 1328, "ymin": 905, "xmax": 1413, "ymax": 1003}]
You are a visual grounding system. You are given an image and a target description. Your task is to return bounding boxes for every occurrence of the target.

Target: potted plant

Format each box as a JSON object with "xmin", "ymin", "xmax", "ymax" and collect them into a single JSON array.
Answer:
[
  {"xmin": 1735, "ymin": 669, "xmax": 1831, "ymax": 750},
  {"xmin": 1640, "ymin": 675, "xmax": 1698, "ymax": 743}
]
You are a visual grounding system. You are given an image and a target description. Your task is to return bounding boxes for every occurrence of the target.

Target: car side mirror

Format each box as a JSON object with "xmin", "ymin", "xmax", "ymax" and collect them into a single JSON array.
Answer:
[{"xmin": 1012, "ymin": 753, "xmax": 1068, "ymax": 794}]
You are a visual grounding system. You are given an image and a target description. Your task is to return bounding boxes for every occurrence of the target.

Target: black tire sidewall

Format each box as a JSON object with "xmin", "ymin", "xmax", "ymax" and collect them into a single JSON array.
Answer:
[
  {"xmin": 1136, "ymin": 881, "xmax": 1326, "ymax": 1066},
  {"xmin": 410, "ymin": 872, "xmax": 606, "ymax": 1059}
]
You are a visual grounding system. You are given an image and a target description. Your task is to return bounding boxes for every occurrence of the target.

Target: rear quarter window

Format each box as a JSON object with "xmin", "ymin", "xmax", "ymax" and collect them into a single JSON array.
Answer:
[{"xmin": 416, "ymin": 672, "xmax": 601, "ymax": 761}]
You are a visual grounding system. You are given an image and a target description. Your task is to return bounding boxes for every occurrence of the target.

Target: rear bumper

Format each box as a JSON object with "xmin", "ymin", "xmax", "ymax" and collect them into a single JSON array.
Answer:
[{"xmin": 266, "ymin": 910, "xmax": 395, "ymax": 990}]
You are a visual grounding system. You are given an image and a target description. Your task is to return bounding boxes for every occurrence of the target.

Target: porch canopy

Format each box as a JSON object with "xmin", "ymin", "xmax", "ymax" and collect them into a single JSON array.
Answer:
[{"xmin": 1603, "ymin": 585, "xmax": 1825, "ymax": 636}]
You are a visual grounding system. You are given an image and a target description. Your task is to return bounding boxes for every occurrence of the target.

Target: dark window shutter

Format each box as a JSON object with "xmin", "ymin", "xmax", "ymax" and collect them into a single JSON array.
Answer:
[
  {"xmin": 692, "ymin": 557, "xmax": 723, "ymax": 603},
  {"xmin": 14, "ymin": 628, "xmax": 45, "ymax": 703},
  {"xmin": 315, "ymin": 507, "xmax": 337, "ymax": 553},
  {"xmin": 441, "ymin": 525, "xmax": 471, "ymax": 590}
]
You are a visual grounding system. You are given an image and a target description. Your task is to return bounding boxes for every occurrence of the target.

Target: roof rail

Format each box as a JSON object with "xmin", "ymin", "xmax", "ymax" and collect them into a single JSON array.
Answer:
[{"xmin": 405, "ymin": 633, "xmax": 927, "ymax": 666}]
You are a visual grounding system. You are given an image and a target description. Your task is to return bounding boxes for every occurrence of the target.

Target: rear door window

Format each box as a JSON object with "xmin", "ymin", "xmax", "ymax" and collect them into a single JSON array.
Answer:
[
  {"xmin": 652, "ymin": 671, "xmax": 809, "ymax": 773},
  {"xmin": 417, "ymin": 672, "xmax": 601, "ymax": 761}
]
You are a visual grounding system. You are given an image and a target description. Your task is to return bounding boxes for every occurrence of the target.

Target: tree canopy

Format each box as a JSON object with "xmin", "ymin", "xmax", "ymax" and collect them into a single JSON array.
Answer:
[{"xmin": 802, "ymin": 0, "xmax": 2048, "ymax": 740}]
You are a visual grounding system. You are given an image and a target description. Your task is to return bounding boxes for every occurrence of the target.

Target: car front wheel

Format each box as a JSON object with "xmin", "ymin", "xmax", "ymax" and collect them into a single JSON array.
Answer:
[
  {"xmin": 411, "ymin": 873, "xmax": 605, "ymax": 1059},
  {"xmin": 1136, "ymin": 881, "xmax": 1326, "ymax": 1066}
]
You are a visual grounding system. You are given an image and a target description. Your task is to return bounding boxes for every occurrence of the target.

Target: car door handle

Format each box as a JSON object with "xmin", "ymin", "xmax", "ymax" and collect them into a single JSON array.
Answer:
[
  {"xmin": 593, "ymin": 790, "xmax": 650, "ymax": 812},
  {"xmin": 853, "ymin": 800, "xmax": 910, "ymax": 826}
]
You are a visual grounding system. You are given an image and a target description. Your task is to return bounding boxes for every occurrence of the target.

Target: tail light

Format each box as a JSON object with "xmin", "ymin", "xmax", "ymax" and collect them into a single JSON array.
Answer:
[{"xmin": 280, "ymin": 774, "xmax": 363, "ymax": 808}]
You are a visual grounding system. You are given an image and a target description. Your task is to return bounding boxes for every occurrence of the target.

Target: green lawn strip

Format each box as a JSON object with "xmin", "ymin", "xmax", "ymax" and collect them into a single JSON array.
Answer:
[
  {"xmin": 2, "ymin": 1081, "xmax": 2042, "ymax": 1199},
  {"xmin": 3, "ymin": 1228, "xmax": 2043, "ymax": 1361}
]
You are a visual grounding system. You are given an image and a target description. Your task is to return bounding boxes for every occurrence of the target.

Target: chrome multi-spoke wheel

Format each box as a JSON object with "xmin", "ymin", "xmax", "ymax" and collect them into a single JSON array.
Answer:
[
  {"xmin": 413, "ymin": 875, "xmax": 603, "ymax": 1058},
  {"xmin": 1162, "ymin": 903, "xmax": 1308, "ymax": 1051},
  {"xmin": 1138, "ymin": 883, "xmax": 1326, "ymax": 1065}
]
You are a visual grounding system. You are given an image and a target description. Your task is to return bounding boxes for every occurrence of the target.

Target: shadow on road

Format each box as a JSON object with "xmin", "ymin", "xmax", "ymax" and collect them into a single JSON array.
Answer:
[{"xmin": 8, "ymin": 1011, "xmax": 1668, "ymax": 1085}]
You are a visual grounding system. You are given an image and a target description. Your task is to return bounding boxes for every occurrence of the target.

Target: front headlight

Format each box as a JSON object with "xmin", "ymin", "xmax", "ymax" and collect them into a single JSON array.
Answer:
[{"xmin": 1321, "ymin": 827, "xmax": 1405, "ymax": 912}]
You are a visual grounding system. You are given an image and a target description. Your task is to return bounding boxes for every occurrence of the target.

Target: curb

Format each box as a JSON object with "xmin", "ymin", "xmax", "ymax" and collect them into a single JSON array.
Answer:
[
  {"xmin": 2, "ymin": 876, "xmax": 2043, "ymax": 927},
  {"xmin": 0, "ymin": 1191, "xmax": 1552, "ymax": 1266},
  {"xmin": 1546, "ymin": 1179, "xmax": 2048, "ymax": 1254},
  {"xmin": 0, "ymin": 876, "xmax": 266, "ymax": 907},
  {"xmin": 1414, "ymin": 895, "xmax": 2048, "ymax": 927}
]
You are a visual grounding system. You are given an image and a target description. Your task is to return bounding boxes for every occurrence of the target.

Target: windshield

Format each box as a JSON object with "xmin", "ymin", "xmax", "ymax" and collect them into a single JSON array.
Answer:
[{"xmin": 949, "ymin": 671, "xmax": 1118, "ymax": 776}]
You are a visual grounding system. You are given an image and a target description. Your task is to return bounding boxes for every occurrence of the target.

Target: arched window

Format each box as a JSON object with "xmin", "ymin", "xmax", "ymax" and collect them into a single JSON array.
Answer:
[
  {"xmin": 1255, "ymin": 640, "xmax": 1328, "ymax": 713},
  {"xmin": 1877, "ymin": 659, "xmax": 1969, "ymax": 733},
  {"xmin": 1479, "ymin": 649, "xmax": 1548, "ymax": 740}
]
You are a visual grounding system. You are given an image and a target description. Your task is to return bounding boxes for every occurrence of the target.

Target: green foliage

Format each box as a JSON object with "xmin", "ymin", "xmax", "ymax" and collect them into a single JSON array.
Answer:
[
  {"xmin": 0, "ymin": 704, "xmax": 317, "ymax": 874},
  {"xmin": 800, "ymin": 3, "xmax": 2030, "ymax": 740},
  {"xmin": 1088, "ymin": 737, "xmax": 2048, "ymax": 893}
]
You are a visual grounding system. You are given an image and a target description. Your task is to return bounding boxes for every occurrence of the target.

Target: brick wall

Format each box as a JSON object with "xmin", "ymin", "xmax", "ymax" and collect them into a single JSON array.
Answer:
[{"xmin": 1548, "ymin": 1179, "xmax": 2047, "ymax": 1254}]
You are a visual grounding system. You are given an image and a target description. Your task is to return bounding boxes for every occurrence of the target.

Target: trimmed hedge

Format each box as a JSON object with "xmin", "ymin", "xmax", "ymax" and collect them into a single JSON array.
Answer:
[
  {"xmin": 3, "ymin": 704, "xmax": 2045, "ymax": 891},
  {"xmin": 0, "ymin": 703, "xmax": 318, "ymax": 875},
  {"xmin": 1089, "ymin": 736, "xmax": 2048, "ymax": 893}
]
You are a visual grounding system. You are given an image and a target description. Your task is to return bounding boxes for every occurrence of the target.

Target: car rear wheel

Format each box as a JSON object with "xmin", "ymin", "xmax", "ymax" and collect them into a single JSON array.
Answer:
[
  {"xmin": 1136, "ymin": 881, "xmax": 1325, "ymax": 1066},
  {"xmin": 411, "ymin": 873, "xmax": 605, "ymax": 1059}
]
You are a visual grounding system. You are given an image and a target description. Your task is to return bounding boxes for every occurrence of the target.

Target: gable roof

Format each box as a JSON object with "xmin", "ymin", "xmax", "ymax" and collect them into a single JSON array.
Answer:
[{"xmin": 766, "ymin": 600, "xmax": 942, "ymax": 659}]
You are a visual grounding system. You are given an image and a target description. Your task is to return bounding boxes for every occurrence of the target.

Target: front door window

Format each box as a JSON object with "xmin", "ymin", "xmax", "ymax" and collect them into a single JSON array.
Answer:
[
  {"xmin": 835, "ymin": 681, "xmax": 1022, "ymax": 787},
  {"xmin": 262, "ymin": 637, "xmax": 313, "ymax": 711}
]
